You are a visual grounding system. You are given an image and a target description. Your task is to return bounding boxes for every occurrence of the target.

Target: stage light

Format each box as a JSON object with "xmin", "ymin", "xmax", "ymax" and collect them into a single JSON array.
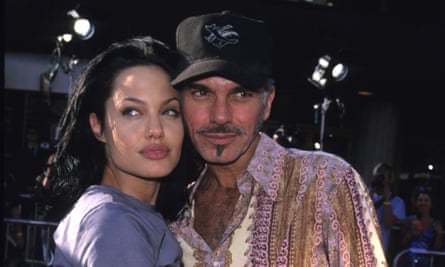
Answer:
[
  {"xmin": 272, "ymin": 125, "xmax": 285, "ymax": 141},
  {"xmin": 57, "ymin": 33, "xmax": 73, "ymax": 43},
  {"xmin": 331, "ymin": 63, "xmax": 348, "ymax": 81},
  {"xmin": 67, "ymin": 9, "xmax": 95, "ymax": 40},
  {"xmin": 308, "ymin": 53, "xmax": 348, "ymax": 151},
  {"xmin": 308, "ymin": 54, "xmax": 348, "ymax": 89},
  {"xmin": 73, "ymin": 18, "xmax": 94, "ymax": 40},
  {"xmin": 313, "ymin": 142, "xmax": 321, "ymax": 150},
  {"xmin": 40, "ymin": 7, "xmax": 91, "ymax": 104}
]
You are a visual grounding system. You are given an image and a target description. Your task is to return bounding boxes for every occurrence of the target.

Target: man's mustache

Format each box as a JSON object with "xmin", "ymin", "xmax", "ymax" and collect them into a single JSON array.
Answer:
[{"xmin": 196, "ymin": 125, "xmax": 245, "ymax": 135}]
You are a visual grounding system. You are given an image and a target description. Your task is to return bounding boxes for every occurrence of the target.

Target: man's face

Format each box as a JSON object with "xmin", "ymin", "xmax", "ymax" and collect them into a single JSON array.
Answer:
[{"xmin": 180, "ymin": 76, "xmax": 275, "ymax": 165}]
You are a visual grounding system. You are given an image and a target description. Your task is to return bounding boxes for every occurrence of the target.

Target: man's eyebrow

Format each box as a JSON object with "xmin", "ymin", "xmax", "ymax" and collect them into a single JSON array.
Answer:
[
  {"xmin": 184, "ymin": 82, "xmax": 209, "ymax": 90},
  {"xmin": 185, "ymin": 82, "xmax": 249, "ymax": 92}
]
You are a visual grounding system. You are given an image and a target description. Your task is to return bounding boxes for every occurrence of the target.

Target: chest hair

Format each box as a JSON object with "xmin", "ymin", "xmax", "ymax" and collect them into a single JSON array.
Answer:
[{"xmin": 194, "ymin": 187, "xmax": 240, "ymax": 250}]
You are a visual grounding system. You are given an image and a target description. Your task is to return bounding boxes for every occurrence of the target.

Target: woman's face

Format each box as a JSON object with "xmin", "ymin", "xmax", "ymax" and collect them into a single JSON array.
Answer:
[
  {"xmin": 90, "ymin": 65, "xmax": 183, "ymax": 182},
  {"xmin": 416, "ymin": 193, "xmax": 432, "ymax": 213}
]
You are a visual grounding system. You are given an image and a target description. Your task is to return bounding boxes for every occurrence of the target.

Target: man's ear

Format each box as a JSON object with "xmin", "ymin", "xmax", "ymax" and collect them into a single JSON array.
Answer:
[
  {"xmin": 263, "ymin": 86, "xmax": 275, "ymax": 120},
  {"xmin": 89, "ymin": 113, "xmax": 106, "ymax": 143}
]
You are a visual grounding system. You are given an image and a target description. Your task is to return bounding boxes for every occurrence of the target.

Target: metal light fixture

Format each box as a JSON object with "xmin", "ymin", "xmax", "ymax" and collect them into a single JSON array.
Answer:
[
  {"xmin": 272, "ymin": 125, "xmax": 286, "ymax": 141},
  {"xmin": 40, "ymin": 7, "xmax": 93, "ymax": 103},
  {"xmin": 308, "ymin": 54, "xmax": 348, "ymax": 151},
  {"xmin": 308, "ymin": 54, "xmax": 348, "ymax": 89},
  {"xmin": 67, "ymin": 9, "xmax": 95, "ymax": 40}
]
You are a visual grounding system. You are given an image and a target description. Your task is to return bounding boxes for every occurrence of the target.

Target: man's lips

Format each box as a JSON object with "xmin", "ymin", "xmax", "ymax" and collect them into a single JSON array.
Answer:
[
  {"xmin": 201, "ymin": 133, "xmax": 237, "ymax": 145},
  {"xmin": 140, "ymin": 145, "xmax": 169, "ymax": 160}
]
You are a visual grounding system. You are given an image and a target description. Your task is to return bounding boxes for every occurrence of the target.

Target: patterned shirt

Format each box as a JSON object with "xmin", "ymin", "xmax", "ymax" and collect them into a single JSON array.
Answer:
[{"xmin": 170, "ymin": 134, "xmax": 387, "ymax": 267}]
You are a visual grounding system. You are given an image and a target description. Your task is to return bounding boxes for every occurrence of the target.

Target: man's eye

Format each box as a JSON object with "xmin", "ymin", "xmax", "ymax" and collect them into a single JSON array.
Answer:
[
  {"xmin": 237, "ymin": 91, "xmax": 247, "ymax": 97},
  {"xmin": 192, "ymin": 89, "xmax": 207, "ymax": 97},
  {"xmin": 235, "ymin": 90, "xmax": 252, "ymax": 98}
]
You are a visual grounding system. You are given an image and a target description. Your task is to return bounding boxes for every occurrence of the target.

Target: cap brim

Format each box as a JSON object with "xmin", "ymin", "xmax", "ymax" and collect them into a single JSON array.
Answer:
[{"xmin": 172, "ymin": 59, "xmax": 267, "ymax": 90}]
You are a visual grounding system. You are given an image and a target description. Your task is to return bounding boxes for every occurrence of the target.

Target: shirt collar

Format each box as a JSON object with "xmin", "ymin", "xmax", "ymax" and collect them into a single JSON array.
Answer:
[
  {"xmin": 189, "ymin": 133, "xmax": 287, "ymax": 202},
  {"xmin": 247, "ymin": 133, "xmax": 287, "ymax": 196}
]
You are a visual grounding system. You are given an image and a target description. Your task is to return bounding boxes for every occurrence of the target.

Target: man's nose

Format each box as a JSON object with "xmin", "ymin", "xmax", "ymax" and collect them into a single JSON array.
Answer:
[{"xmin": 210, "ymin": 98, "xmax": 232, "ymax": 124}]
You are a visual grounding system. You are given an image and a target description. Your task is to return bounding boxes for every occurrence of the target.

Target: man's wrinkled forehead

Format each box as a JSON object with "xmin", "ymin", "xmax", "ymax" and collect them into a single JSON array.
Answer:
[{"xmin": 179, "ymin": 76, "xmax": 271, "ymax": 93}]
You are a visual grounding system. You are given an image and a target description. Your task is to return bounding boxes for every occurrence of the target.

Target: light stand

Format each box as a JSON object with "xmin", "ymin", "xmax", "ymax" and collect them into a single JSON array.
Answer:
[
  {"xmin": 319, "ymin": 97, "xmax": 331, "ymax": 151},
  {"xmin": 308, "ymin": 54, "xmax": 348, "ymax": 151},
  {"xmin": 40, "ymin": 7, "xmax": 94, "ymax": 102}
]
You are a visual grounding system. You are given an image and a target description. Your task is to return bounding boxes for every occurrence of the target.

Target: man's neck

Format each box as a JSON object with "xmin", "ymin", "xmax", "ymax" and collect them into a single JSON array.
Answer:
[{"xmin": 203, "ymin": 165, "xmax": 239, "ymax": 189}]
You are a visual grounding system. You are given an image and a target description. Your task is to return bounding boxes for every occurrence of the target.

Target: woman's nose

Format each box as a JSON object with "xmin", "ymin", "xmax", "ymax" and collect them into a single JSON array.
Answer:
[{"xmin": 145, "ymin": 118, "xmax": 163, "ymax": 138}]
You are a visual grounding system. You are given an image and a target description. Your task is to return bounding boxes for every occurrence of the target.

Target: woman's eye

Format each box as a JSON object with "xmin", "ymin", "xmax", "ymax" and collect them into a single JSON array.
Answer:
[
  {"xmin": 122, "ymin": 108, "xmax": 140, "ymax": 117},
  {"xmin": 163, "ymin": 108, "xmax": 180, "ymax": 117}
]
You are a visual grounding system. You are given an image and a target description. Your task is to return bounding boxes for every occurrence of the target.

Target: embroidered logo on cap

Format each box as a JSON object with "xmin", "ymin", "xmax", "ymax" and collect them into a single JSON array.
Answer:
[{"xmin": 204, "ymin": 24, "xmax": 239, "ymax": 49}]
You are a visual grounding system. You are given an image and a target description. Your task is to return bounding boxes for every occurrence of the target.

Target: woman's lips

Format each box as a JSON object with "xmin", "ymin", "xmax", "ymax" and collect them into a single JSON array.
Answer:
[{"xmin": 140, "ymin": 145, "xmax": 169, "ymax": 160}]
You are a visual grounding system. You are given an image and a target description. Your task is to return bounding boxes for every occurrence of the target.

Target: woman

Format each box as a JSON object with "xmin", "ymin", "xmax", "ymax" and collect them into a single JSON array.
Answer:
[
  {"xmin": 401, "ymin": 189, "xmax": 443, "ymax": 267},
  {"xmin": 51, "ymin": 36, "xmax": 184, "ymax": 266}
]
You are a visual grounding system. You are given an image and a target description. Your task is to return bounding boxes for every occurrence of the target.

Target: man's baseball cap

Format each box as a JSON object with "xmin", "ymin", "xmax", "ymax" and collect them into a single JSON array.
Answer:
[{"xmin": 172, "ymin": 11, "xmax": 273, "ymax": 90}]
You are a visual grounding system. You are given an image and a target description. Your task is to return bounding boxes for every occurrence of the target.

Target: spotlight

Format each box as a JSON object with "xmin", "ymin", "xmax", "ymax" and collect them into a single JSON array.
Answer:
[
  {"xmin": 57, "ymin": 33, "xmax": 73, "ymax": 43},
  {"xmin": 272, "ymin": 125, "xmax": 285, "ymax": 141},
  {"xmin": 332, "ymin": 63, "xmax": 348, "ymax": 81},
  {"xmin": 308, "ymin": 54, "xmax": 348, "ymax": 151},
  {"xmin": 308, "ymin": 54, "xmax": 348, "ymax": 90},
  {"xmin": 313, "ymin": 142, "xmax": 321, "ymax": 150},
  {"xmin": 67, "ymin": 9, "xmax": 95, "ymax": 40}
]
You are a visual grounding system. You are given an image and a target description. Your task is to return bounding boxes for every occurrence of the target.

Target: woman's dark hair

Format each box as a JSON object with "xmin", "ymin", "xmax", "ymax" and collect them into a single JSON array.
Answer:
[
  {"xmin": 50, "ymin": 36, "xmax": 181, "ymax": 219},
  {"xmin": 414, "ymin": 187, "xmax": 434, "ymax": 219}
]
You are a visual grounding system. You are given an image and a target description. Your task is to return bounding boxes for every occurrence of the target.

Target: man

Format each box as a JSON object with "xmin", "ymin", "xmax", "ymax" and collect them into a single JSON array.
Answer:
[
  {"xmin": 370, "ymin": 162, "xmax": 406, "ymax": 260},
  {"xmin": 169, "ymin": 11, "xmax": 387, "ymax": 266}
]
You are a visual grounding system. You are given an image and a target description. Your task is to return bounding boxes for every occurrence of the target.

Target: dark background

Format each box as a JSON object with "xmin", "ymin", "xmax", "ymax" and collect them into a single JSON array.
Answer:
[
  {"xmin": 4, "ymin": 0, "xmax": 445, "ymax": 201},
  {"xmin": 4, "ymin": 1, "xmax": 445, "ymax": 260},
  {"xmin": 5, "ymin": 0, "xmax": 444, "ymax": 135}
]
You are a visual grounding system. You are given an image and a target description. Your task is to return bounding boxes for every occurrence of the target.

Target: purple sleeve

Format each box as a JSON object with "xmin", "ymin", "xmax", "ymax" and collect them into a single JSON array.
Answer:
[{"xmin": 75, "ymin": 205, "xmax": 157, "ymax": 267}]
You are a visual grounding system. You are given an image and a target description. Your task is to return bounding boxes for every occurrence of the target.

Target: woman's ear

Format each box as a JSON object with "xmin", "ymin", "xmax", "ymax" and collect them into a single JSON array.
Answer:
[{"xmin": 89, "ymin": 113, "xmax": 106, "ymax": 143}]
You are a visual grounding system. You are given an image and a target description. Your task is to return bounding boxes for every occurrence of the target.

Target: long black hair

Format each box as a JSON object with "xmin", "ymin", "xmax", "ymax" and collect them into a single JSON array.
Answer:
[{"xmin": 49, "ymin": 36, "xmax": 181, "ymax": 220}]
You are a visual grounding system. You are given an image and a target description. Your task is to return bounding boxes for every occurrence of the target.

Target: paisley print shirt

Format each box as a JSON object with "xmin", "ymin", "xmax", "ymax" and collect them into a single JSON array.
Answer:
[{"xmin": 169, "ymin": 134, "xmax": 387, "ymax": 267}]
